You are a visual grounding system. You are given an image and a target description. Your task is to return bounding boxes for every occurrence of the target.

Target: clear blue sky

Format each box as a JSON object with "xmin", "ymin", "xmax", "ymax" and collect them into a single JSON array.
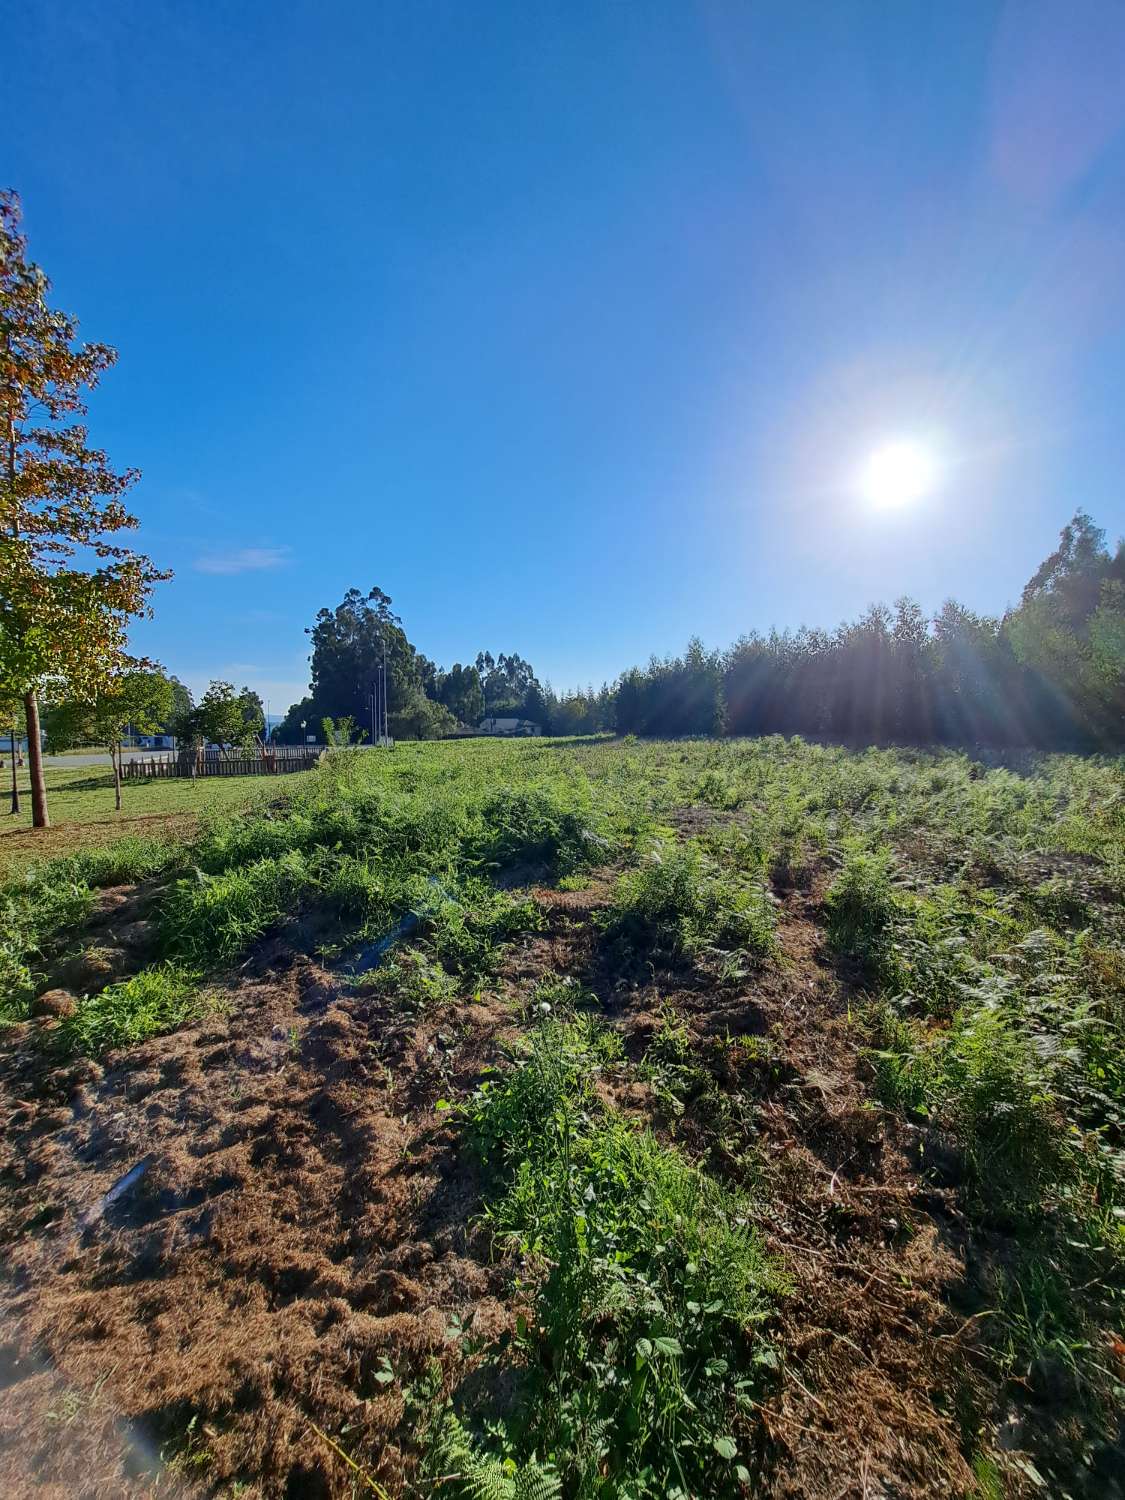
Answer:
[{"xmin": 5, "ymin": 1, "xmax": 1125, "ymax": 713}]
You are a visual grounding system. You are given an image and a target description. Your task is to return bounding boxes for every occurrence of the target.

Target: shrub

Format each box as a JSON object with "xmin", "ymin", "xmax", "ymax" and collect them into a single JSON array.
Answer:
[
  {"xmin": 603, "ymin": 843, "xmax": 774, "ymax": 961},
  {"xmin": 824, "ymin": 845, "xmax": 899, "ymax": 977},
  {"xmin": 474, "ymin": 783, "xmax": 609, "ymax": 877},
  {"xmin": 321, "ymin": 854, "xmax": 394, "ymax": 929},
  {"xmin": 866, "ymin": 1003, "xmax": 944, "ymax": 1116},
  {"xmin": 694, "ymin": 769, "xmax": 741, "ymax": 810},
  {"xmin": 944, "ymin": 1007, "xmax": 1078, "ymax": 1215},
  {"xmin": 358, "ymin": 947, "xmax": 456, "ymax": 1013}
]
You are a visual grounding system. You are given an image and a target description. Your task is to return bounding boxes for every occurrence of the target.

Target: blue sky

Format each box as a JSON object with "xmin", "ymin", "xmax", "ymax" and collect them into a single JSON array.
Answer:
[{"xmin": 5, "ymin": 1, "xmax": 1125, "ymax": 713}]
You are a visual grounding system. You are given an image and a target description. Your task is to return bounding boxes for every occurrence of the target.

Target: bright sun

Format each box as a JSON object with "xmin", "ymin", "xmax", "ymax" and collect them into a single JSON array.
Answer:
[{"xmin": 861, "ymin": 440, "xmax": 938, "ymax": 509}]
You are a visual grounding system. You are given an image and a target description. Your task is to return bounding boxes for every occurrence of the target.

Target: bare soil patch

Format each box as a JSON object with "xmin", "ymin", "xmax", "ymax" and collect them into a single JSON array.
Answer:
[{"xmin": 0, "ymin": 863, "xmax": 1108, "ymax": 1497}]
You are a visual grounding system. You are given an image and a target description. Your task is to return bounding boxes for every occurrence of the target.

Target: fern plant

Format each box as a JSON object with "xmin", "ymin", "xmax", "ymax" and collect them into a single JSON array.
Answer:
[{"xmin": 432, "ymin": 1414, "xmax": 560, "ymax": 1500}]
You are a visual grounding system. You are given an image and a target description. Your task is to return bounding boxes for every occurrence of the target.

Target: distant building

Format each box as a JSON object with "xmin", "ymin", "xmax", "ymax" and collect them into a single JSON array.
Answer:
[
  {"xmin": 478, "ymin": 716, "xmax": 542, "ymax": 737},
  {"xmin": 137, "ymin": 734, "xmax": 175, "ymax": 749}
]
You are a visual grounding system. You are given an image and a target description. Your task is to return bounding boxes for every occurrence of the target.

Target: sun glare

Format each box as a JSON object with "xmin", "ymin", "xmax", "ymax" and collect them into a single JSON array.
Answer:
[{"xmin": 861, "ymin": 439, "xmax": 938, "ymax": 510}]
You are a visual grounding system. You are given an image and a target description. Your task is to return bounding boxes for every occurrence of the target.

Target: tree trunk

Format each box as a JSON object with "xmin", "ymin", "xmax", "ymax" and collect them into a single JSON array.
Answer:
[
  {"xmin": 23, "ymin": 690, "xmax": 48, "ymax": 828},
  {"xmin": 9, "ymin": 722, "xmax": 19, "ymax": 816},
  {"xmin": 112, "ymin": 741, "xmax": 122, "ymax": 811}
]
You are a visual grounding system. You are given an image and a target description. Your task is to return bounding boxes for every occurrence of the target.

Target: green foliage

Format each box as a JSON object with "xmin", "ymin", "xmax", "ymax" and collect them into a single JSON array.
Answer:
[
  {"xmin": 825, "ymin": 845, "xmax": 899, "ymax": 977},
  {"xmin": 44, "ymin": 670, "xmax": 176, "ymax": 754},
  {"xmin": 321, "ymin": 854, "xmax": 395, "ymax": 928},
  {"xmin": 0, "ymin": 870, "xmax": 92, "ymax": 1020},
  {"xmin": 424, "ymin": 880, "xmax": 544, "ymax": 981},
  {"xmin": 320, "ymin": 714, "xmax": 366, "ymax": 747},
  {"xmin": 0, "ymin": 189, "xmax": 169, "ymax": 772},
  {"xmin": 183, "ymin": 680, "xmax": 263, "ymax": 748},
  {"xmin": 64, "ymin": 836, "xmax": 180, "ymax": 888},
  {"xmin": 358, "ymin": 947, "xmax": 456, "ymax": 1013},
  {"xmin": 474, "ymin": 781, "xmax": 609, "ymax": 876},
  {"xmin": 866, "ymin": 1004, "xmax": 943, "ymax": 1116},
  {"xmin": 693, "ymin": 768, "xmax": 741, "ymax": 810},
  {"xmin": 431, "ymin": 1414, "xmax": 561, "ymax": 1500},
  {"xmin": 603, "ymin": 842, "xmax": 775, "ymax": 962},
  {"xmin": 942, "ymin": 1006, "xmax": 1078, "ymax": 1213},
  {"xmin": 160, "ymin": 850, "xmax": 311, "ymax": 963},
  {"xmin": 0, "ymin": 836, "xmax": 180, "ymax": 1022},
  {"xmin": 456, "ymin": 1018, "xmax": 782, "ymax": 1498},
  {"xmin": 52, "ymin": 964, "xmax": 207, "ymax": 1055}
]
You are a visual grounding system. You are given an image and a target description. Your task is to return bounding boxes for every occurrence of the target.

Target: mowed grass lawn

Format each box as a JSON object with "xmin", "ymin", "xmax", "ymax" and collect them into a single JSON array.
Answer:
[{"xmin": 0, "ymin": 764, "xmax": 314, "ymax": 873}]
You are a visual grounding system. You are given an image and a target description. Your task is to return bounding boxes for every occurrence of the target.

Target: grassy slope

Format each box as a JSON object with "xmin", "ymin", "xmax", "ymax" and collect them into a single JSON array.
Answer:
[{"xmin": 0, "ymin": 736, "xmax": 1122, "ymax": 1498}]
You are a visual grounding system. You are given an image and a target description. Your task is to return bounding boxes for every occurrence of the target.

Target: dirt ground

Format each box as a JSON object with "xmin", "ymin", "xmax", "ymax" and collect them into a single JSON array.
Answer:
[{"xmin": 0, "ymin": 864, "xmax": 1108, "ymax": 1498}]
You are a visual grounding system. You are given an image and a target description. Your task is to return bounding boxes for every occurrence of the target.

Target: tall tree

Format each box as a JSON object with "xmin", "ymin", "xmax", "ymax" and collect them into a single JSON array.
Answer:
[
  {"xmin": 165, "ymin": 676, "xmax": 193, "ymax": 736},
  {"xmin": 437, "ymin": 663, "xmax": 484, "ymax": 726},
  {"xmin": 0, "ymin": 190, "xmax": 168, "ymax": 827},
  {"xmin": 307, "ymin": 586, "xmax": 424, "ymax": 728}
]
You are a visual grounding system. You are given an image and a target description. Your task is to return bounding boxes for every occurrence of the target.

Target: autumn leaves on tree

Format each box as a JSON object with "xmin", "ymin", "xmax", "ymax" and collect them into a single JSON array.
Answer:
[{"xmin": 0, "ymin": 190, "xmax": 168, "ymax": 827}]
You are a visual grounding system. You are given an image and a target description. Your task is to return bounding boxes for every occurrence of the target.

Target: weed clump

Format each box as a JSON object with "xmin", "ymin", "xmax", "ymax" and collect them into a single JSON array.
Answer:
[
  {"xmin": 53, "ymin": 964, "xmax": 209, "ymax": 1056},
  {"xmin": 473, "ymin": 782, "xmax": 609, "ymax": 877},
  {"xmin": 445, "ymin": 1018, "xmax": 783, "ymax": 1497},
  {"xmin": 0, "ymin": 874, "xmax": 92, "ymax": 1021},
  {"xmin": 603, "ymin": 842, "xmax": 775, "ymax": 963},
  {"xmin": 160, "ymin": 850, "xmax": 312, "ymax": 963},
  {"xmin": 425, "ymin": 880, "xmax": 544, "ymax": 982},
  {"xmin": 824, "ymin": 844, "xmax": 899, "ymax": 977}
]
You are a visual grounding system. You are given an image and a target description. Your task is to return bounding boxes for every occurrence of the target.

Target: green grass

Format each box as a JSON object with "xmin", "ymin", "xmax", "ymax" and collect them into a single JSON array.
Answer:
[
  {"xmin": 159, "ymin": 849, "xmax": 314, "ymax": 964},
  {"xmin": 0, "ymin": 764, "xmax": 310, "ymax": 873},
  {"xmin": 53, "ymin": 964, "xmax": 211, "ymax": 1056}
]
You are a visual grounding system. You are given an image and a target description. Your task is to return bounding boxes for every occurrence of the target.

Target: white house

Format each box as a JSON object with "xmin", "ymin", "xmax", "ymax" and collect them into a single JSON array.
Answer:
[{"xmin": 478, "ymin": 717, "xmax": 542, "ymax": 737}]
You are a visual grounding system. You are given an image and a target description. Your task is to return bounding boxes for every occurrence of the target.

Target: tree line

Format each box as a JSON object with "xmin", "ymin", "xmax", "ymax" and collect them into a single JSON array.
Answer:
[
  {"xmin": 288, "ymin": 510, "xmax": 1123, "ymax": 752},
  {"xmin": 273, "ymin": 586, "xmax": 549, "ymax": 743},
  {"xmin": 610, "ymin": 512, "xmax": 1124, "ymax": 749}
]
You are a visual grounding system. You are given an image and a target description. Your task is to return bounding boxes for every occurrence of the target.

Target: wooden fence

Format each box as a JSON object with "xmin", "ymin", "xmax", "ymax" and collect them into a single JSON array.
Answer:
[{"xmin": 122, "ymin": 747, "xmax": 323, "ymax": 781}]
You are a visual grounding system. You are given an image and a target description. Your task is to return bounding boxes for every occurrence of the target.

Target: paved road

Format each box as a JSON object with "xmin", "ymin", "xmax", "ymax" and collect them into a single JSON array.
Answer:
[{"xmin": 37, "ymin": 751, "xmax": 176, "ymax": 769}]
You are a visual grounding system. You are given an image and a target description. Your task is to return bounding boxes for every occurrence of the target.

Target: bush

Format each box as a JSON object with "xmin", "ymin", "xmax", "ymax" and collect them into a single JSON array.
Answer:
[
  {"xmin": 825, "ymin": 845, "xmax": 899, "ymax": 977},
  {"xmin": 321, "ymin": 854, "xmax": 394, "ymax": 929},
  {"xmin": 474, "ymin": 783, "xmax": 609, "ymax": 877},
  {"xmin": 603, "ymin": 843, "xmax": 774, "ymax": 961},
  {"xmin": 944, "ymin": 1007, "xmax": 1078, "ymax": 1215}
]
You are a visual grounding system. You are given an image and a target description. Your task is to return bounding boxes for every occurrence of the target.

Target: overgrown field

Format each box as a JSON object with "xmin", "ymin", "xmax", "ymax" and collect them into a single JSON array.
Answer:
[{"xmin": 0, "ymin": 736, "xmax": 1122, "ymax": 1499}]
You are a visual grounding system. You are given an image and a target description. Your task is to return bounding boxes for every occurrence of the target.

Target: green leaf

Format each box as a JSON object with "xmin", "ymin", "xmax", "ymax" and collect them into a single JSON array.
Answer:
[
  {"xmin": 713, "ymin": 1436, "xmax": 738, "ymax": 1459},
  {"xmin": 652, "ymin": 1335, "xmax": 682, "ymax": 1357}
]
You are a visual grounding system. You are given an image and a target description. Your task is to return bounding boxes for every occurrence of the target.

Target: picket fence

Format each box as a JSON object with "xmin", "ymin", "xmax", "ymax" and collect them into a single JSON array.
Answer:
[{"xmin": 122, "ymin": 747, "xmax": 323, "ymax": 781}]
